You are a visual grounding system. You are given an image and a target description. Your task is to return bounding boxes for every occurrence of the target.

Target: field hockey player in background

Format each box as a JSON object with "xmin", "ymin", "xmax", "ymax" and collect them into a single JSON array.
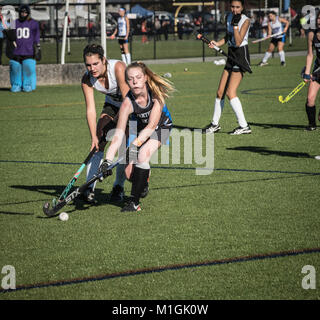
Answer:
[
  {"xmin": 99, "ymin": 61, "xmax": 174, "ymax": 212},
  {"xmin": 109, "ymin": 7, "xmax": 131, "ymax": 66},
  {"xmin": 302, "ymin": 11, "xmax": 320, "ymax": 132},
  {"xmin": 205, "ymin": 0, "xmax": 252, "ymax": 135},
  {"xmin": 81, "ymin": 44, "xmax": 130, "ymax": 203},
  {"xmin": 258, "ymin": 11, "xmax": 289, "ymax": 67}
]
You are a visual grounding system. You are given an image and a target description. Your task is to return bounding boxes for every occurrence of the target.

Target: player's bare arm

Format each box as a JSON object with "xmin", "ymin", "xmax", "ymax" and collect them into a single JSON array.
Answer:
[
  {"xmin": 233, "ymin": 18, "xmax": 250, "ymax": 47},
  {"xmin": 136, "ymin": 100, "xmax": 162, "ymax": 144},
  {"xmin": 106, "ymin": 97, "xmax": 133, "ymax": 161},
  {"xmin": 81, "ymin": 79, "xmax": 99, "ymax": 150}
]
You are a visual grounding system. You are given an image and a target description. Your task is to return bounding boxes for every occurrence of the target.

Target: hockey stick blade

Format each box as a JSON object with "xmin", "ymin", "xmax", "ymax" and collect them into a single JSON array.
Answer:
[{"xmin": 42, "ymin": 157, "xmax": 124, "ymax": 217}]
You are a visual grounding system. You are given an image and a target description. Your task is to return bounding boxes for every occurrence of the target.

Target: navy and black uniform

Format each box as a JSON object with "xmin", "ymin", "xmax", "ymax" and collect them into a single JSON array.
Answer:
[
  {"xmin": 127, "ymin": 87, "xmax": 173, "ymax": 145},
  {"xmin": 312, "ymin": 30, "xmax": 320, "ymax": 83}
]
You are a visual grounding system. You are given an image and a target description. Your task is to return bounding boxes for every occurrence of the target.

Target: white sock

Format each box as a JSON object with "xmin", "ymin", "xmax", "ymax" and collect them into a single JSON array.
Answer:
[
  {"xmin": 121, "ymin": 54, "xmax": 126, "ymax": 64},
  {"xmin": 86, "ymin": 151, "xmax": 104, "ymax": 191},
  {"xmin": 229, "ymin": 97, "xmax": 248, "ymax": 128},
  {"xmin": 113, "ymin": 164, "xmax": 126, "ymax": 188},
  {"xmin": 125, "ymin": 53, "xmax": 131, "ymax": 65},
  {"xmin": 279, "ymin": 50, "xmax": 285, "ymax": 62},
  {"xmin": 262, "ymin": 51, "xmax": 272, "ymax": 63},
  {"xmin": 212, "ymin": 98, "xmax": 224, "ymax": 125}
]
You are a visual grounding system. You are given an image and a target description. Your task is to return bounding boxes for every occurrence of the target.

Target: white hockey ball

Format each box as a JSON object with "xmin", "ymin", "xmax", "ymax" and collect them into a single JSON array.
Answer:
[{"xmin": 59, "ymin": 212, "xmax": 69, "ymax": 221}]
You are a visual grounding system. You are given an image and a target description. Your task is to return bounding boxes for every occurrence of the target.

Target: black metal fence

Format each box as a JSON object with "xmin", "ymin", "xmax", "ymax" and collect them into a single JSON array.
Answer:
[{"xmin": 0, "ymin": 1, "xmax": 309, "ymax": 64}]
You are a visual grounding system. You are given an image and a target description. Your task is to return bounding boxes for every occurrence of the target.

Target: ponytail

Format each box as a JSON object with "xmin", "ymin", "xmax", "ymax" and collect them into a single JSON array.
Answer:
[{"xmin": 126, "ymin": 61, "xmax": 175, "ymax": 105}]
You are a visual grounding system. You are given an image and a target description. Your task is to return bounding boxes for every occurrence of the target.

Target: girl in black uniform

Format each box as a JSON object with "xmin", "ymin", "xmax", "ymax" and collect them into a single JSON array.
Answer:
[
  {"xmin": 101, "ymin": 61, "xmax": 175, "ymax": 212},
  {"xmin": 205, "ymin": 0, "xmax": 252, "ymax": 135},
  {"xmin": 303, "ymin": 11, "xmax": 320, "ymax": 131}
]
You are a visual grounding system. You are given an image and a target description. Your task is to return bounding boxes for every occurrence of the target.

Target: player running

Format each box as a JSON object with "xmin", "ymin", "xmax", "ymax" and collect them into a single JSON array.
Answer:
[
  {"xmin": 109, "ymin": 7, "xmax": 131, "ymax": 65},
  {"xmin": 205, "ymin": 0, "xmax": 252, "ymax": 135},
  {"xmin": 81, "ymin": 44, "xmax": 130, "ymax": 203},
  {"xmin": 302, "ymin": 11, "xmax": 320, "ymax": 131},
  {"xmin": 99, "ymin": 61, "xmax": 174, "ymax": 212},
  {"xmin": 258, "ymin": 11, "xmax": 289, "ymax": 67}
]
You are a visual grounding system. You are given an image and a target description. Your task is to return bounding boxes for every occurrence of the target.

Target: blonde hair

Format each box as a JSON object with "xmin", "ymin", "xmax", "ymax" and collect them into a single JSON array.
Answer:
[{"xmin": 125, "ymin": 61, "xmax": 175, "ymax": 105}]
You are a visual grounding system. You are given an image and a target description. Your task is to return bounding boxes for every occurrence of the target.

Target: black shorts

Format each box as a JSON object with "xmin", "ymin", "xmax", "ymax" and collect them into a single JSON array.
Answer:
[
  {"xmin": 118, "ymin": 37, "xmax": 129, "ymax": 45},
  {"xmin": 270, "ymin": 35, "xmax": 286, "ymax": 46},
  {"xmin": 312, "ymin": 61, "xmax": 320, "ymax": 84},
  {"xmin": 224, "ymin": 45, "xmax": 251, "ymax": 74},
  {"xmin": 101, "ymin": 102, "xmax": 120, "ymax": 119}
]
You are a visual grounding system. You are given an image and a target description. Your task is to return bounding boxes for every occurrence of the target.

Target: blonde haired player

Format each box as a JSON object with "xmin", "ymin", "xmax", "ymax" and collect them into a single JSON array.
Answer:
[
  {"xmin": 258, "ymin": 11, "xmax": 289, "ymax": 67},
  {"xmin": 99, "ymin": 62, "xmax": 175, "ymax": 212}
]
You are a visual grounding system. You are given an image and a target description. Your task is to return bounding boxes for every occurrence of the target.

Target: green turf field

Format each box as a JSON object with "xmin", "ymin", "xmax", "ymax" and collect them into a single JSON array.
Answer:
[{"xmin": 0, "ymin": 55, "xmax": 319, "ymax": 300}]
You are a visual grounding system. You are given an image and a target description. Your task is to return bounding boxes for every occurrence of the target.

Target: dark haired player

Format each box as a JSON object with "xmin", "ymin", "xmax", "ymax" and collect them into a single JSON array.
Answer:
[
  {"xmin": 8, "ymin": 4, "xmax": 41, "ymax": 92},
  {"xmin": 302, "ymin": 11, "xmax": 320, "ymax": 131},
  {"xmin": 81, "ymin": 44, "xmax": 130, "ymax": 203},
  {"xmin": 205, "ymin": 0, "xmax": 252, "ymax": 135}
]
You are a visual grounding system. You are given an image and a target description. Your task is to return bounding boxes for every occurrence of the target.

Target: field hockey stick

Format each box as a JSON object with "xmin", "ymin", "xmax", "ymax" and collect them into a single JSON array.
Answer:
[
  {"xmin": 251, "ymin": 31, "xmax": 284, "ymax": 44},
  {"xmin": 196, "ymin": 32, "xmax": 252, "ymax": 74},
  {"xmin": 50, "ymin": 136, "xmax": 107, "ymax": 207},
  {"xmin": 278, "ymin": 66, "xmax": 320, "ymax": 103},
  {"xmin": 278, "ymin": 81, "xmax": 306, "ymax": 103},
  {"xmin": 42, "ymin": 156, "xmax": 124, "ymax": 217}
]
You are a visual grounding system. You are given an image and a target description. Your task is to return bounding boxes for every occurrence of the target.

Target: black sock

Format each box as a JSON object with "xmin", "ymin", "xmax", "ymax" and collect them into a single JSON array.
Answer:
[
  {"xmin": 306, "ymin": 104, "xmax": 316, "ymax": 127},
  {"xmin": 131, "ymin": 166, "xmax": 150, "ymax": 205}
]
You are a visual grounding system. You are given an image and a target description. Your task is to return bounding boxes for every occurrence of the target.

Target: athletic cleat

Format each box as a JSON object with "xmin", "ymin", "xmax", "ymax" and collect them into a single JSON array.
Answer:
[
  {"xmin": 305, "ymin": 126, "xmax": 316, "ymax": 131},
  {"xmin": 110, "ymin": 185, "xmax": 124, "ymax": 202},
  {"xmin": 204, "ymin": 123, "xmax": 221, "ymax": 134},
  {"xmin": 121, "ymin": 200, "xmax": 141, "ymax": 212},
  {"xmin": 315, "ymin": 155, "xmax": 320, "ymax": 160},
  {"xmin": 258, "ymin": 61, "xmax": 268, "ymax": 67},
  {"xmin": 229, "ymin": 125, "xmax": 252, "ymax": 135},
  {"xmin": 140, "ymin": 183, "xmax": 149, "ymax": 198},
  {"xmin": 280, "ymin": 61, "xmax": 286, "ymax": 67}
]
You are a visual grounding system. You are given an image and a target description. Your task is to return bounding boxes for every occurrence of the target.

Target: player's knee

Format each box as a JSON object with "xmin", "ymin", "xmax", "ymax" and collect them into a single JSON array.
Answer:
[{"xmin": 306, "ymin": 97, "xmax": 316, "ymax": 107}]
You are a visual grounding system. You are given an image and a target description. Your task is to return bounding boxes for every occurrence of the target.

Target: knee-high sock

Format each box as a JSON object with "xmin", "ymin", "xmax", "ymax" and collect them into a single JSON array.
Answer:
[
  {"xmin": 230, "ymin": 97, "xmax": 248, "ymax": 128},
  {"xmin": 279, "ymin": 50, "xmax": 285, "ymax": 63},
  {"xmin": 86, "ymin": 151, "xmax": 104, "ymax": 191},
  {"xmin": 9, "ymin": 60, "xmax": 22, "ymax": 92},
  {"xmin": 306, "ymin": 104, "xmax": 316, "ymax": 127},
  {"xmin": 262, "ymin": 51, "xmax": 272, "ymax": 63},
  {"xmin": 113, "ymin": 163, "xmax": 126, "ymax": 188},
  {"xmin": 125, "ymin": 53, "xmax": 131, "ymax": 65},
  {"xmin": 212, "ymin": 98, "xmax": 225, "ymax": 125},
  {"xmin": 131, "ymin": 163, "xmax": 150, "ymax": 205},
  {"xmin": 121, "ymin": 54, "xmax": 126, "ymax": 64}
]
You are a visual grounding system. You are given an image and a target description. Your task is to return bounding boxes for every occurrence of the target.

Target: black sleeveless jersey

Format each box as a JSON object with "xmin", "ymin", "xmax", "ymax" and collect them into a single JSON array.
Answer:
[
  {"xmin": 126, "ymin": 88, "xmax": 172, "ymax": 132},
  {"xmin": 312, "ymin": 30, "xmax": 320, "ymax": 65}
]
